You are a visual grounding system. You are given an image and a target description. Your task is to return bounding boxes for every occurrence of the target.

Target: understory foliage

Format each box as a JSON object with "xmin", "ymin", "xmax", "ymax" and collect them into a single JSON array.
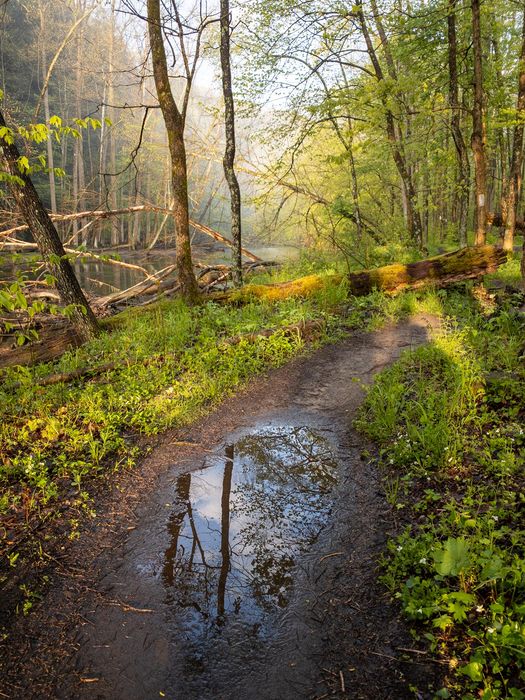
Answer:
[
  {"xmin": 357, "ymin": 286, "xmax": 525, "ymax": 698},
  {"xmin": 0, "ymin": 275, "xmax": 349, "ymax": 618}
]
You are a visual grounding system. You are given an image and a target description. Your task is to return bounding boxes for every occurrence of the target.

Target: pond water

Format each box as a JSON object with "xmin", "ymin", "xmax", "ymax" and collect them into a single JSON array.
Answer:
[{"xmin": 0, "ymin": 244, "xmax": 299, "ymax": 296}]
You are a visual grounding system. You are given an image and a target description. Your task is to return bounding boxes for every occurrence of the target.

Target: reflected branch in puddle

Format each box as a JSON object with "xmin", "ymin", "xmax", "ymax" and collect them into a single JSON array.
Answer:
[
  {"xmin": 161, "ymin": 426, "xmax": 339, "ymax": 638},
  {"xmin": 163, "ymin": 473, "xmax": 191, "ymax": 588},
  {"xmin": 217, "ymin": 444, "xmax": 234, "ymax": 620}
]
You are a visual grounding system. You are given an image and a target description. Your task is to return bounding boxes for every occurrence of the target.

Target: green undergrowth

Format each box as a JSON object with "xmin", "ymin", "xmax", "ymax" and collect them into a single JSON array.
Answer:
[
  {"xmin": 0, "ymin": 280, "xmax": 355, "ymax": 605},
  {"xmin": 356, "ymin": 286, "xmax": 525, "ymax": 699}
]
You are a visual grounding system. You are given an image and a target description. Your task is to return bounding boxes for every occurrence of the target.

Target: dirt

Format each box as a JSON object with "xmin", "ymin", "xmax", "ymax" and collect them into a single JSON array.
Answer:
[{"xmin": 0, "ymin": 314, "xmax": 444, "ymax": 700}]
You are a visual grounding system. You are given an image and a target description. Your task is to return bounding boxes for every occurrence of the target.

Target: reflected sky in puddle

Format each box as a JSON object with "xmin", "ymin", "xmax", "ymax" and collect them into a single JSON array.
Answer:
[{"xmin": 160, "ymin": 425, "xmax": 338, "ymax": 639}]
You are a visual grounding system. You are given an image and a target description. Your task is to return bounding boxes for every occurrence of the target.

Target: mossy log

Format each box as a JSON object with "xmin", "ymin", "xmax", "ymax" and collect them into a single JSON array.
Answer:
[
  {"xmin": 212, "ymin": 246, "xmax": 508, "ymax": 303},
  {"xmin": 2, "ymin": 319, "xmax": 326, "ymax": 381},
  {"xmin": 0, "ymin": 324, "xmax": 82, "ymax": 369}
]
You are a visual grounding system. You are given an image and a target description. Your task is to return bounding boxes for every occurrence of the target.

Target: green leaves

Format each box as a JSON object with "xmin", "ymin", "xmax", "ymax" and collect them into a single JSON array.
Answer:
[
  {"xmin": 442, "ymin": 591, "xmax": 475, "ymax": 622},
  {"xmin": 16, "ymin": 155, "xmax": 30, "ymax": 174},
  {"xmin": 460, "ymin": 660, "xmax": 484, "ymax": 682},
  {"xmin": 0, "ymin": 125, "xmax": 14, "ymax": 144},
  {"xmin": 434, "ymin": 537, "xmax": 471, "ymax": 577}
]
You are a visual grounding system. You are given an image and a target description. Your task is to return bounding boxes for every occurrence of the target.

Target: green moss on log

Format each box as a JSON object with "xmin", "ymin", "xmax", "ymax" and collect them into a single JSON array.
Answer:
[
  {"xmin": 213, "ymin": 246, "xmax": 508, "ymax": 304},
  {"xmin": 227, "ymin": 273, "xmax": 339, "ymax": 302}
]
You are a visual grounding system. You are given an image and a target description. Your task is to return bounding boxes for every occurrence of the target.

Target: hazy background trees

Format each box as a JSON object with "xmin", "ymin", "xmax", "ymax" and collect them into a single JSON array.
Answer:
[{"xmin": 1, "ymin": 0, "xmax": 524, "ymax": 267}]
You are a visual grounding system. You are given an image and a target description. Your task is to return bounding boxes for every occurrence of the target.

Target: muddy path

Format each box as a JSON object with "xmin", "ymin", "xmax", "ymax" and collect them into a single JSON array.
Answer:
[{"xmin": 1, "ymin": 315, "xmax": 443, "ymax": 700}]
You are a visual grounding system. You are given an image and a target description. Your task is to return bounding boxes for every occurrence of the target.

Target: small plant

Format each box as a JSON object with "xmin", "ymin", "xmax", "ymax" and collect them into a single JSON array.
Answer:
[{"xmin": 357, "ymin": 287, "xmax": 525, "ymax": 697}]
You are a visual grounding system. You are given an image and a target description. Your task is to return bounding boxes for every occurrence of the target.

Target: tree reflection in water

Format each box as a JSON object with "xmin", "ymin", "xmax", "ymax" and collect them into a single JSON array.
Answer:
[{"xmin": 163, "ymin": 426, "xmax": 338, "ymax": 634}]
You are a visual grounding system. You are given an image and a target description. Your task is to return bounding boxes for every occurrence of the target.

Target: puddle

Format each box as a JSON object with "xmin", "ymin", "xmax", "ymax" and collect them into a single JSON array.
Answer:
[{"xmin": 154, "ymin": 425, "xmax": 339, "ymax": 693}]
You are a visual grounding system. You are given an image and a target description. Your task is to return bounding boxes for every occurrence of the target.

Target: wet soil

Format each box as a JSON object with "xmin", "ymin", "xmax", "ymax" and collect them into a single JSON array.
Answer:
[{"xmin": 0, "ymin": 315, "xmax": 443, "ymax": 700}]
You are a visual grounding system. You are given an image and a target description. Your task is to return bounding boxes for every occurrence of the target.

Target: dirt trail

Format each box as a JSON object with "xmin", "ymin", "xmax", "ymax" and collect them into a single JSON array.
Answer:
[{"xmin": 1, "ymin": 314, "xmax": 442, "ymax": 700}]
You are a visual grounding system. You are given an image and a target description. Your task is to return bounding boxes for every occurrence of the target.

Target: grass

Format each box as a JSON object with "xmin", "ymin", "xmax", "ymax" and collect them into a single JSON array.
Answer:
[
  {"xmin": 0, "ymin": 277, "xmax": 355, "ymax": 619},
  {"xmin": 356, "ymin": 283, "xmax": 525, "ymax": 699}
]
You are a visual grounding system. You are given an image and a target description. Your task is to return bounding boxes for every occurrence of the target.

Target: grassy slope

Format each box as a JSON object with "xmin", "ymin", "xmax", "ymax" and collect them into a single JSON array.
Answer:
[
  {"xmin": 357, "ymin": 261, "xmax": 525, "ymax": 699},
  {"xmin": 0, "ymin": 261, "xmax": 355, "ymax": 617}
]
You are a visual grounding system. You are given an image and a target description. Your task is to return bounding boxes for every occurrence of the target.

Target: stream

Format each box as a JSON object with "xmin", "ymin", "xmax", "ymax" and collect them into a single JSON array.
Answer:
[{"xmin": 0, "ymin": 245, "xmax": 299, "ymax": 295}]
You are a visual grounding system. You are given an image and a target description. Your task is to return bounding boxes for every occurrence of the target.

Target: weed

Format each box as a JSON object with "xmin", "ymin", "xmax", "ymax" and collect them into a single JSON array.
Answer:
[{"xmin": 357, "ymin": 287, "xmax": 525, "ymax": 698}]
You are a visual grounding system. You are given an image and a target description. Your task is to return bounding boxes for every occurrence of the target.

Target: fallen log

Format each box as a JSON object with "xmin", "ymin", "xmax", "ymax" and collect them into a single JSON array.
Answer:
[
  {"xmin": 211, "ymin": 245, "xmax": 508, "ymax": 303},
  {"xmin": 0, "ymin": 324, "xmax": 82, "ymax": 369},
  {"xmin": 94, "ymin": 261, "xmax": 278, "ymax": 309},
  {"xmin": 2, "ymin": 319, "xmax": 326, "ymax": 384},
  {"xmin": 0, "ymin": 247, "xmax": 507, "ymax": 370}
]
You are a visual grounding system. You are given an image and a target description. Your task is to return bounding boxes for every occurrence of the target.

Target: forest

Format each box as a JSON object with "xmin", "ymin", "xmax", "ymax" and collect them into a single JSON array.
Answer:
[{"xmin": 0, "ymin": 0, "xmax": 524, "ymax": 698}]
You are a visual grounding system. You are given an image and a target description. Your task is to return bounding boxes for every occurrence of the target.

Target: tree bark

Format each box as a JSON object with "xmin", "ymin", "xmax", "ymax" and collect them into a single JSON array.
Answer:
[
  {"xmin": 471, "ymin": 0, "xmax": 488, "ymax": 245},
  {"xmin": 220, "ymin": 0, "xmax": 243, "ymax": 288},
  {"xmin": 503, "ymin": 9, "xmax": 525, "ymax": 253},
  {"xmin": 146, "ymin": 0, "xmax": 199, "ymax": 302},
  {"xmin": 38, "ymin": 5, "xmax": 57, "ymax": 214},
  {"xmin": 447, "ymin": 0, "xmax": 469, "ymax": 247},
  {"xmin": 214, "ymin": 246, "xmax": 507, "ymax": 303},
  {"xmin": 0, "ymin": 110, "xmax": 99, "ymax": 341},
  {"xmin": 108, "ymin": 0, "xmax": 119, "ymax": 246},
  {"xmin": 356, "ymin": 0, "xmax": 422, "ymax": 247}
]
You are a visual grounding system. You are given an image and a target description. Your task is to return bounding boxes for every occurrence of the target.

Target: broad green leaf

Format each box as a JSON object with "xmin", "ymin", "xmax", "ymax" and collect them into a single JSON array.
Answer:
[
  {"xmin": 459, "ymin": 661, "xmax": 483, "ymax": 682},
  {"xmin": 433, "ymin": 538, "xmax": 470, "ymax": 576}
]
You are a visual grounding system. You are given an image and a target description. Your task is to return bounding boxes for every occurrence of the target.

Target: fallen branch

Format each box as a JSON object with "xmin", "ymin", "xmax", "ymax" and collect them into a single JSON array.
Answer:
[
  {"xmin": 188, "ymin": 219, "xmax": 262, "ymax": 262},
  {"xmin": 0, "ymin": 204, "xmax": 263, "ymax": 261},
  {"xmin": 92, "ymin": 264, "xmax": 178, "ymax": 307},
  {"xmin": 1, "ymin": 237, "xmax": 157, "ymax": 279},
  {"xmin": 94, "ymin": 260, "xmax": 278, "ymax": 309}
]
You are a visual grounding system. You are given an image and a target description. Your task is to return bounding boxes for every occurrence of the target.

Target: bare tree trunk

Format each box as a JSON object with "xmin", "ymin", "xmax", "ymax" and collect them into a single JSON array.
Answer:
[
  {"xmin": 504, "ymin": 9, "xmax": 525, "ymax": 254},
  {"xmin": 71, "ymin": 20, "xmax": 87, "ymax": 245},
  {"xmin": 108, "ymin": 0, "xmax": 119, "ymax": 247},
  {"xmin": 220, "ymin": 0, "xmax": 242, "ymax": 287},
  {"xmin": 447, "ymin": 0, "xmax": 469, "ymax": 247},
  {"xmin": 0, "ymin": 110, "xmax": 99, "ymax": 341},
  {"xmin": 471, "ymin": 0, "xmax": 488, "ymax": 245},
  {"xmin": 357, "ymin": 0, "xmax": 422, "ymax": 247},
  {"xmin": 39, "ymin": 6, "xmax": 57, "ymax": 214},
  {"xmin": 146, "ymin": 0, "xmax": 199, "ymax": 301}
]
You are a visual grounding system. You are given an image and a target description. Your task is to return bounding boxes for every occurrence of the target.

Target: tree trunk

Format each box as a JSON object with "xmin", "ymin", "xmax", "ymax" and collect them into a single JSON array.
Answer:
[
  {"xmin": 503, "ymin": 9, "xmax": 525, "ymax": 253},
  {"xmin": 447, "ymin": 0, "xmax": 469, "ymax": 247},
  {"xmin": 74, "ymin": 27, "xmax": 87, "ymax": 244},
  {"xmin": 471, "ymin": 0, "xmax": 488, "ymax": 245},
  {"xmin": 39, "ymin": 8, "xmax": 57, "ymax": 215},
  {"xmin": 0, "ymin": 110, "xmax": 99, "ymax": 341},
  {"xmin": 214, "ymin": 246, "xmax": 507, "ymax": 303},
  {"xmin": 108, "ymin": 0, "xmax": 119, "ymax": 247},
  {"xmin": 220, "ymin": 0, "xmax": 243, "ymax": 288},
  {"xmin": 357, "ymin": 0, "xmax": 422, "ymax": 247},
  {"xmin": 146, "ymin": 0, "xmax": 199, "ymax": 302}
]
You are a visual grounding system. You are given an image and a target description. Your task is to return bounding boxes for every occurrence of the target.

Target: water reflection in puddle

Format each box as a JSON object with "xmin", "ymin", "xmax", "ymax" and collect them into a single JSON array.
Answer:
[{"xmin": 161, "ymin": 425, "xmax": 338, "ymax": 641}]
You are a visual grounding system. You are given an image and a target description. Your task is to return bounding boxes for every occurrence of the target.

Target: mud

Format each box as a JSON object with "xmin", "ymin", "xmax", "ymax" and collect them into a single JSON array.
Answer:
[{"xmin": 0, "ymin": 314, "xmax": 443, "ymax": 699}]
